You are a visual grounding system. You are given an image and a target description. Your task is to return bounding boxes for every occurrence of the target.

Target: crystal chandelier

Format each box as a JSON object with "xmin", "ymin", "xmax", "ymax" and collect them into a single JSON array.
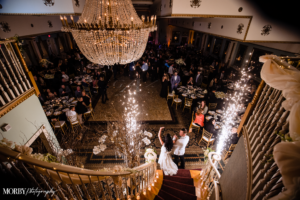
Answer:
[{"xmin": 60, "ymin": 0, "xmax": 157, "ymax": 65}]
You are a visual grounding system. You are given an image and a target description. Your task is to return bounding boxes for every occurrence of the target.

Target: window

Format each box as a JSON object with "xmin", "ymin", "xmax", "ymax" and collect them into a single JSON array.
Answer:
[
  {"xmin": 234, "ymin": 44, "xmax": 247, "ymax": 67},
  {"xmin": 222, "ymin": 40, "xmax": 230, "ymax": 60},
  {"xmin": 212, "ymin": 38, "xmax": 223, "ymax": 56}
]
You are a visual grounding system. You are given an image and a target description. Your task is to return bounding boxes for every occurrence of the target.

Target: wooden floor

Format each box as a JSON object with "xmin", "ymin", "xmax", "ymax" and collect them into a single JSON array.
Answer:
[{"xmin": 89, "ymin": 76, "xmax": 172, "ymax": 122}]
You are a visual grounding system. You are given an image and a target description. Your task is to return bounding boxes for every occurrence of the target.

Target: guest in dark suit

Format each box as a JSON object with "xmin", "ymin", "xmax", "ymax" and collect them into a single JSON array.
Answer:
[
  {"xmin": 194, "ymin": 70, "xmax": 203, "ymax": 87},
  {"xmin": 170, "ymin": 71, "xmax": 181, "ymax": 92},
  {"xmin": 98, "ymin": 76, "xmax": 108, "ymax": 104},
  {"xmin": 204, "ymin": 118, "xmax": 218, "ymax": 138}
]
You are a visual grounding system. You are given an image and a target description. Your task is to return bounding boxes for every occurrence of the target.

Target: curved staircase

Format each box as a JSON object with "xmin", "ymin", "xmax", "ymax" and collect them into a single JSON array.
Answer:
[{"xmin": 154, "ymin": 169, "xmax": 199, "ymax": 200}]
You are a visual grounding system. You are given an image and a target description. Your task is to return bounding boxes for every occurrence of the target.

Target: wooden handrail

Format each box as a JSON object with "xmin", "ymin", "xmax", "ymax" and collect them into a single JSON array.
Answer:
[
  {"xmin": 0, "ymin": 146, "xmax": 153, "ymax": 176},
  {"xmin": 237, "ymin": 80, "xmax": 265, "ymax": 136}
]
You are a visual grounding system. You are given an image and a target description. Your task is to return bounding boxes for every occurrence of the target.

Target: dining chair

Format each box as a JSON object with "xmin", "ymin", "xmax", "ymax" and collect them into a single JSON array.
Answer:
[
  {"xmin": 201, "ymin": 83, "xmax": 207, "ymax": 89},
  {"xmin": 167, "ymin": 86, "xmax": 175, "ymax": 101},
  {"xmin": 84, "ymin": 104, "xmax": 95, "ymax": 120},
  {"xmin": 198, "ymin": 128, "xmax": 215, "ymax": 148},
  {"xmin": 83, "ymin": 86, "xmax": 92, "ymax": 97},
  {"xmin": 67, "ymin": 115, "xmax": 82, "ymax": 132},
  {"xmin": 50, "ymin": 118, "xmax": 68, "ymax": 135},
  {"xmin": 182, "ymin": 98, "xmax": 193, "ymax": 113},
  {"xmin": 171, "ymin": 95, "xmax": 182, "ymax": 110},
  {"xmin": 189, "ymin": 111, "xmax": 201, "ymax": 133},
  {"xmin": 208, "ymin": 103, "xmax": 218, "ymax": 110}
]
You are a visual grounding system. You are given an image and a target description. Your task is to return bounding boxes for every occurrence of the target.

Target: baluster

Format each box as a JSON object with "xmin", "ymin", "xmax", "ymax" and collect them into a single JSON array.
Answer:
[
  {"xmin": 5, "ymin": 43, "xmax": 29, "ymax": 91},
  {"xmin": 45, "ymin": 169, "xmax": 67, "ymax": 199},
  {"xmin": 104, "ymin": 177, "xmax": 113, "ymax": 200},
  {"xmin": 0, "ymin": 47, "xmax": 24, "ymax": 94},
  {"xmin": 0, "ymin": 94, "xmax": 5, "ymax": 106},
  {"xmin": 8, "ymin": 43, "xmax": 31, "ymax": 89},
  {"xmin": 54, "ymin": 171, "xmax": 76, "ymax": 199},
  {"xmin": 113, "ymin": 176, "xmax": 120, "ymax": 200},
  {"xmin": 0, "ymin": 80, "xmax": 11, "ymax": 104},
  {"xmin": 88, "ymin": 175, "xmax": 99, "ymax": 200},
  {"xmin": 246, "ymin": 84, "xmax": 270, "ymax": 133},
  {"xmin": 124, "ymin": 175, "xmax": 129, "ymax": 199},
  {"xmin": 67, "ymin": 173, "xmax": 83, "ymax": 200},
  {"xmin": 96, "ymin": 176, "xmax": 106, "ymax": 200},
  {"xmin": 249, "ymin": 90, "xmax": 280, "ymax": 146},
  {"xmin": 78, "ymin": 174, "xmax": 92, "ymax": 200},
  {"xmin": 247, "ymin": 86, "xmax": 273, "ymax": 139},
  {"xmin": 252, "ymin": 162, "xmax": 278, "ymax": 197},
  {"xmin": 0, "ymin": 60, "xmax": 19, "ymax": 98}
]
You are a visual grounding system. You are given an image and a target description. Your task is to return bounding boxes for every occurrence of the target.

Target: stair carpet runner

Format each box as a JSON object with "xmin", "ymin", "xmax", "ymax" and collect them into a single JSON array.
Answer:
[{"xmin": 154, "ymin": 169, "xmax": 199, "ymax": 200}]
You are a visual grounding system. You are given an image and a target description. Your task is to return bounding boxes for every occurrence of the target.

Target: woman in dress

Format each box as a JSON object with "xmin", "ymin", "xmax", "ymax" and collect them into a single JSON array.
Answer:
[
  {"xmin": 158, "ymin": 127, "xmax": 178, "ymax": 176},
  {"xmin": 193, "ymin": 108, "xmax": 204, "ymax": 127},
  {"xmin": 187, "ymin": 77, "xmax": 194, "ymax": 87},
  {"xmin": 160, "ymin": 74, "xmax": 170, "ymax": 98}
]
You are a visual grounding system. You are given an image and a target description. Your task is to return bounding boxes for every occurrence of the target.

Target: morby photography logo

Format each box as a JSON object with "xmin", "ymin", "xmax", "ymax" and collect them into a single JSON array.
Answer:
[{"xmin": 3, "ymin": 187, "xmax": 55, "ymax": 197}]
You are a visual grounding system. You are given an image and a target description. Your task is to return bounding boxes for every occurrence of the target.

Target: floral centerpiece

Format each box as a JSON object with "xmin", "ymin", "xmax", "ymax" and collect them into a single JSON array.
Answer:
[
  {"xmin": 144, "ymin": 148, "xmax": 157, "ymax": 163},
  {"xmin": 215, "ymin": 91, "xmax": 227, "ymax": 99},
  {"xmin": 203, "ymin": 147, "xmax": 215, "ymax": 163},
  {"xmin": 175, "ymin": 58, "xmax": 186, "ymax": 66}
]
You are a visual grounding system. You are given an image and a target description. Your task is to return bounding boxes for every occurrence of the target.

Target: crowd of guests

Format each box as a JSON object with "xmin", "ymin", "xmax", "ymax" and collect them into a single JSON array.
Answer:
[{"xmin": 31, "ymin": 41, "xmax": 257, "ymax": 151}]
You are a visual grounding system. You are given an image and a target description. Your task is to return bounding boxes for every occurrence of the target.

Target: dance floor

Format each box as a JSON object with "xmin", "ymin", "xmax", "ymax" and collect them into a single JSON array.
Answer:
[{"xmin": 89, "ymin": 76, "xmax": 173, "ymax": 122}]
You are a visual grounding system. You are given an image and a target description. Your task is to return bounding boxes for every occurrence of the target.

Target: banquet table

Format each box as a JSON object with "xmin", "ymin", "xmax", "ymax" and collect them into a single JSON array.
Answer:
[
  {"xmin": 43, "ymin": 96, "xmax": 78, "ymax": 121},
  {"xmin": 177, "ymin": 85, "xmax": 208, "ymax": 108}
]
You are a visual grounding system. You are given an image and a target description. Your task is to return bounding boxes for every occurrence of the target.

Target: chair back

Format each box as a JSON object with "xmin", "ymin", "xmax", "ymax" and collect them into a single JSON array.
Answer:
[
  {"xmin": 67, "ymin": 115, "xmax": 78, "ymax": 123},
  {"xmin": 208, "ymin": 103, "xmax": 217, "ymax": 110},
  {"xmin": 50, "ymin": 118, "xmax": 59, "ymax": 129},
  {"xmin": 173, "ymin": 95, "xmax": 178, "ymax": 99},
  {"xmin": 192, "ymin": 111, "xmax": 195, "ymax": 121},
  {"xmin": 201, "ymin": 83, "xmax": 208, "ymax": 89},
  {"xmin": 186, "ymin": 98, "xmax": 193, "ymax": 106},
  {"xmin": 202, "ymin": 128, "xmax": 213, "ymax": 141}
]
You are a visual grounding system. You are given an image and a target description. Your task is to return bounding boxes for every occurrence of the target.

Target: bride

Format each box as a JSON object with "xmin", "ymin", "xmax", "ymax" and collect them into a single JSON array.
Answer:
[{"xmin": 158, "ymin": 127, "xmax": 178, "ymax": 176}]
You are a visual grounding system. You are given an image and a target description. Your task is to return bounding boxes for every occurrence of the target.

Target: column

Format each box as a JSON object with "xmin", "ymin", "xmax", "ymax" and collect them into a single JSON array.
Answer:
[{"xmin": 30, "ymin": 39, "xmax": 42, "ymax": 61}]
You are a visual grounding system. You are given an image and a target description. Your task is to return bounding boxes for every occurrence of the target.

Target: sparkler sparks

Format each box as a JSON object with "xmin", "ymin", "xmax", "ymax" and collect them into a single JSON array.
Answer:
[{"xmin": 216, "ymin": 68, "xmax": 252, "ymax": 154}]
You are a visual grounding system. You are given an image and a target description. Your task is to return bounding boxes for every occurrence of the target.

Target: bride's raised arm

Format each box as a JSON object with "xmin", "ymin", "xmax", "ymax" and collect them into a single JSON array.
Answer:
[{"xmin": 158, "ymin": 127, "xmax": 164, "ymax": 145}]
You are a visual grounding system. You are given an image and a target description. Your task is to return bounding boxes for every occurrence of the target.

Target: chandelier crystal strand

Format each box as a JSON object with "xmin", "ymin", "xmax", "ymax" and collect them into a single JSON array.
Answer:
[
  {"xmin": 216, "ymin": 68, "xmax": 251, "ymax": 154},
  {"xmin": 61, "ymin": 0, "xmax": 157, "ymax": 65}
]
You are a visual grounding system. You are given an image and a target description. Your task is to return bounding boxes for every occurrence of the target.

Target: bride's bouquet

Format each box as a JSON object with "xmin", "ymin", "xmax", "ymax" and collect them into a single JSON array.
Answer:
[{"xmin": 144, "ymin": 148, "xmax": 157, "ymax": 163}]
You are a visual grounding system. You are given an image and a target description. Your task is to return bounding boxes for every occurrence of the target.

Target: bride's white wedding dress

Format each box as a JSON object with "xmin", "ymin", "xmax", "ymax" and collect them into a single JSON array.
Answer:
[{"xmin": 158, "ymin": 145, "xmax": 178, "ymax": 176}]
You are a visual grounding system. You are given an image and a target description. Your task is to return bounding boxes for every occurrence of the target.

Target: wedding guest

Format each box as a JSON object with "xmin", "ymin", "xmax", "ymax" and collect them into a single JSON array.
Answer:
[
  {"xmin": 204, "ymin": 118, "xmax": 218, "ymax": 138},
  {"xmin": 66, "ymin": 106, "xmax": 77, "ymax": 120},
  {"xmin": 170, "ymin": 71, "xmax": 180, "ymax": 92},
  {"xmin": 193, "ymin": 108, "xmax": 204, "ymax": 127},
  {"xmin": 168, "ymin": 64, "xmax": 174, "ymax": 77},
  {"xmin": 160, "ymin": 74, "xmax": 170, "ymax": 98},
  {"xmin": 209, "ymin": 78, "xmax": 220, "ymax": 91},
  {"xmin": 98, "ymin": 76, "xmax": 108, "ymax": 103},
  {"xmin": 75, "ymin": 97, "xmax": 88, "ymax": 124},
  {"xmin": 194, "ymin": 100, "xmax": 208, "ymax": 115},
  {"xmin": 75, "ymin": 86, "xmax": 82, "ymax": 98},
  {"xmin": 59, "ymin": 85, "xmax": 71, "ymax": 97},
  {"xmin": 81, "ymin": 78, "xmax": 89, "ymax": 87},
  {"xmin": 141, "ymin": 60, "xmax": 148, "ymax": 82},
  {"xmin": 61, "ymin": 71, "xmax": 69, "ymax": 81},
  {"xmin": 194, "ymin": 70, "xmax": 203, "ymax": 87},
  {"xmin": 82, "ymin": 91, "xmax": 91, "ymax": 106},
  {"xmin": 187, "ymin": 77, "xmax": 194, "ymax": 86},
  {"xmin": 46, "ymin": 89, "xmax": 57, "ymax": 99}
]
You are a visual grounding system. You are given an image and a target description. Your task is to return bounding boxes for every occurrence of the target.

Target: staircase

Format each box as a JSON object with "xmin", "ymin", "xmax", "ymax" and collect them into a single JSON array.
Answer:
[{"xmin": 154, "ymin": 169, "xmax": 199, "ymax": 200}]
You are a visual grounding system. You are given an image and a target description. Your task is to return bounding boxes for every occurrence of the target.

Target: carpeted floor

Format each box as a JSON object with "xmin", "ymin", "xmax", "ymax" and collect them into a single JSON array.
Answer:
[{"xmin": 154, "ymin": 169, "xmax": 199, "ymax": 200}]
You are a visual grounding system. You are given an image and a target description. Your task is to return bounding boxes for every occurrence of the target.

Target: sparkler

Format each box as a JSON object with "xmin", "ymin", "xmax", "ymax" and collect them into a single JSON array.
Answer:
[{"xmin": 216, "ymin": 68, "xmax": 252, "ymax": 154}]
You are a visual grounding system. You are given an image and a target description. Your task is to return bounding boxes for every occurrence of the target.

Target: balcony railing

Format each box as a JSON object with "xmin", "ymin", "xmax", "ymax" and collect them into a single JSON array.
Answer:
[
  {"xmin": 0, "ymin": 40, "xmax": 39, "ymax": 117},
  {"xmin": 0, "ymin": 146, "xmax": 157, "ymax": 200}
]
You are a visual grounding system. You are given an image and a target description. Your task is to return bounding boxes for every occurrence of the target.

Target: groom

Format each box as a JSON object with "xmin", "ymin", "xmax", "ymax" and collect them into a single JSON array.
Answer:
[{"xmin": 173, "ymin": 128, "xmax": 190, "ymax": 169}]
